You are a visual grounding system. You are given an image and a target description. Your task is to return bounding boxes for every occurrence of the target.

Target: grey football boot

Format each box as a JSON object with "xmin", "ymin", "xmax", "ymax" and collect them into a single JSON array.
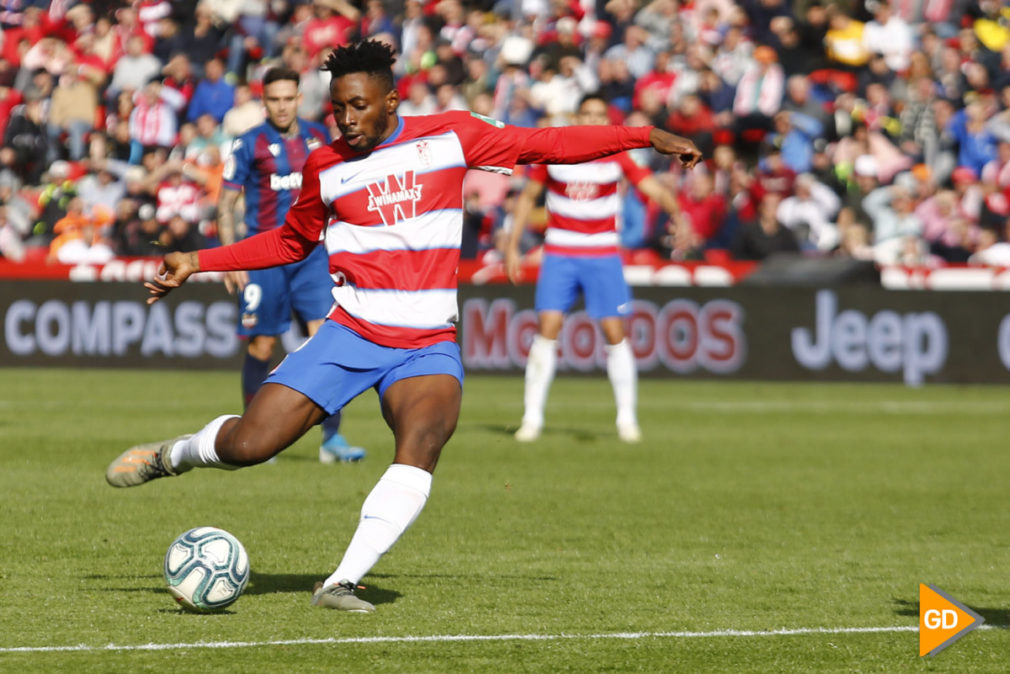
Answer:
[
  {"xmin": 311, "ymin": 580, "xmax": 376, "ymax": 613},
  {"xmin": 106, "ymin": 436, "xmax": 192, "ymax": 487}
]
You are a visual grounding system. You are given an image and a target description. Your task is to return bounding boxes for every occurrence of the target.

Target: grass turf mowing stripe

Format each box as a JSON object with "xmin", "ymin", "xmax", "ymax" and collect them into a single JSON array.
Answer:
[{"xmin": 3, "ymin": 624, "xmax": 968, "ymax": 653}]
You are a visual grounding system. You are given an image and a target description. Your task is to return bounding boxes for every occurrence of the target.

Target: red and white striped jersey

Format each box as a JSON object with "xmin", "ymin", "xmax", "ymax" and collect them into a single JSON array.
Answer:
[
  {"xmin": 198, "ymin": 111, "xmax": 656, "ymax": 349},
  {"xmin": 530, "ymin": 153, "xmax": 651, "ymax": 257},
  {"xmin": 288, "ymin": 111, "xmax": 531, "ymax": 348}
]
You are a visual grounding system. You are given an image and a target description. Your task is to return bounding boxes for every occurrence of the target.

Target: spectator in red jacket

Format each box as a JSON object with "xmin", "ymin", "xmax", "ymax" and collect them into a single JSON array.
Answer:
[
  {"xmin": 667, "ymin": 94, "xmax": 716, "ymax": 156},
  {"xmin": 303, "ymin": 1, "xmax": 356, "ymax": 60},
  {"xmin": 677, "ymin": 171, "xmax": 728, "ymax": 243}
]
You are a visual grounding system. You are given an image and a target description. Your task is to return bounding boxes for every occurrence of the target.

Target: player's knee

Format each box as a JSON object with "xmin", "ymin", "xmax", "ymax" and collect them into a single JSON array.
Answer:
[
  {"xmin": 402, "ymin": 418, "xmax": 455, "ymax": 458},
  {"xmin": 218, "ymin": 424, "xmax": 279, "ymax": 466}
]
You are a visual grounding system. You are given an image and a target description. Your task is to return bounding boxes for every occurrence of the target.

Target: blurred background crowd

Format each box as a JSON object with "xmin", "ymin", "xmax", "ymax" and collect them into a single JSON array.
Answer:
[{"xmin": 1, "ymin": 0, "xmax": 1009, "ymax": 269}]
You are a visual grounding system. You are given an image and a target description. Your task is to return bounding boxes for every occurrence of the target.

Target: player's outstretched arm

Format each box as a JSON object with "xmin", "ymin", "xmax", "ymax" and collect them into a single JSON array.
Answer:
[
  {"xmin": 649, "ymin": 129, "xmax": 703, "ymax": 169},
  {"xmin": 144, "ymin": 223, "xmax": 319, "ymax": 304},
  {"xmin": 144, "ymin": 251, "xmax": 199, "ymax": 304},
  {"xmin": 514, "ymin": 124, "xmax": 704, "ymax": 169}
]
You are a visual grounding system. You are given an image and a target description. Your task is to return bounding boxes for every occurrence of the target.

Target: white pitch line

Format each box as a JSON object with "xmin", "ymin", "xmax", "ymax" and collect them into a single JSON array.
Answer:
[{"xmin": 3, "ymin": 624, "xmax": 992, "ymax": 654}]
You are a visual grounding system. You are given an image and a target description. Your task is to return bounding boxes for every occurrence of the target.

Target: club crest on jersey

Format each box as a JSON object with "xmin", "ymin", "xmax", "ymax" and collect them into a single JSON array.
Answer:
[
  {"xmin": 416, "ymin": 141, "xmax": 432, "ymax": 167},
  {"xmin": 366, "ymin": 171, "xmax": 423, "ymax": 225},
  {"xmin": 268, "ymin": 143, "xmax": 281, "ymax": 157}
]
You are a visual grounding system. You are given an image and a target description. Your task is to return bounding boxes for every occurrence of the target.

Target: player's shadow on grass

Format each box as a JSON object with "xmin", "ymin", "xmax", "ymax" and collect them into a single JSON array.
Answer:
[
  {"xmin": 892, "ymin": 598, "xmax": 1010, "ymax": 627},
  {"xmin": 157, "ymin": 606, "xmax": 239, "ymax": 616},
  {"xmin": 367, "ymin": 572, "xmax": 560, "ymax": 582},
  {"xmin": 86, "ymin": 573, "xmax": 164, "ymax": 594},
  {"xmin": 246, "ymin": 571, "xmax": 401, "ymax": 606},
  {"xmin": 476, "ymin": 423, "xmax": 600, "ymax": 443}
]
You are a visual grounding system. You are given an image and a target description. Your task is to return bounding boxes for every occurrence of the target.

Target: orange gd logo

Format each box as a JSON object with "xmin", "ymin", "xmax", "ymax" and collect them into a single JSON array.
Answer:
[{"xmin": 919, "ymin": 584, "xmax": 984, "ymax": 656}]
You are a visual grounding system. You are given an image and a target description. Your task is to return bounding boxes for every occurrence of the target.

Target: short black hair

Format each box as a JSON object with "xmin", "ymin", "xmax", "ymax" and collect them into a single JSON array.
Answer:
[
  {"xmin": 263, "ymin": 66, "xmax": 300, "ymax": 88},
  {"xmin": 578, "ymin": 92, "xmax": 609, "ymax": 112},
  {"xmin": 322, "ymin": 40, "xmax": 396, "ymax": 92}
]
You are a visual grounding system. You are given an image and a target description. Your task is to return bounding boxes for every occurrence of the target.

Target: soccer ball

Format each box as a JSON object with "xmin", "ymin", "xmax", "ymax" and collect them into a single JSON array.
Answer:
[{"xmin": 163, "ymin": 527, "xmax": 250, "ymax": 612}]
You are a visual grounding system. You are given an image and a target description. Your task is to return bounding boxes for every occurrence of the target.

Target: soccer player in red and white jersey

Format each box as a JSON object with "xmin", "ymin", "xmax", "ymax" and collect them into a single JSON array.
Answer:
[
  {"xmin": 105, "ymin": 41, "xmax": 701, "ymax": 612},
  {"xmin": 504, "ymin": 93, "xmax": 688, "ymax": 444}
]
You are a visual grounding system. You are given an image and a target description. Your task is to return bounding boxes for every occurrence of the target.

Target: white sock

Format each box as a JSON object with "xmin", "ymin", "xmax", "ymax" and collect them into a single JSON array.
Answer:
[
  {"xmin": 606, "ymin": 339, "xmax": 638, "ymax": 427},
  {"xmin": 325, "ymin": 464, "xmax": 432, "ymax": 587},
  {"xmin": 522, "ymin": 334, "xmax": 557, "ymax": 427},
  {"xmin": 169, "ymin": 414, "xmax": 241, "ymax": 471}
]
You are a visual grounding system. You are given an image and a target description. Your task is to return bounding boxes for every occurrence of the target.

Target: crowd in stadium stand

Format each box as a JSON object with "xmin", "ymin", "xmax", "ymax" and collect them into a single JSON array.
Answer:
[{"xmin": 1, "ymin": 0, "xmax": 1009, "ymax": 269}]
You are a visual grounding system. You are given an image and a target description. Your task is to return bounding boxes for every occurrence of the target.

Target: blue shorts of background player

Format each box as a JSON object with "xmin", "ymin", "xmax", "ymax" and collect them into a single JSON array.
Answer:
[
  {"xmin": 238, "ymin": 245, "xmax": 333, "ymax": 336},
  {"xmin": 534, "ymin": 252, "xmax": 632, "ymax": 318},
  {"xmin": 267, "ymin": 321, "xmax": 465, "ymax": 413}
]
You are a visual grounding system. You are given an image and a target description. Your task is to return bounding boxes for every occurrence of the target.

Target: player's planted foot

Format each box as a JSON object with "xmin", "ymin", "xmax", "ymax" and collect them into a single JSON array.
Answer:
[
  {"xmin": 617, "ymin": 422, "xmax": 642, "ymax": 443},
  {"xmin": 514, "ymin": 421, "xmax": 542, "ymax": 442},
  {"xmin": 319, "ymin": 433, "xmax": 366, "ymax": 463},
  {"xmin": 311, "ymin": 580, "xmax": 375, "ymax": 612},
  {"xmin": 106, "ymin": 435, "xmax": 192, "ymax": 487}
]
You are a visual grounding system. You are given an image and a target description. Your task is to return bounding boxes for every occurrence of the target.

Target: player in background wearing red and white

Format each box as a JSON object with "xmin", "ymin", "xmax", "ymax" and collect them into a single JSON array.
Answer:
[
  {"xmin": 505, "ymin": 93, "xmax": 689, "ymax": 443},
  {"xmin": 105, "ymin": 41, "xmax": 701, "ymax": 612}
]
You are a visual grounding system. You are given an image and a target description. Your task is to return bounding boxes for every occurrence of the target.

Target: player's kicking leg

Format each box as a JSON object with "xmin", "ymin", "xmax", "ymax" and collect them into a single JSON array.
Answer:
[
  {"xmin": 105, "ymin": 435, "xmax": 193, "ymax": 487},
  {"xmin": 106, "ymin": 383, "xmax": 324, "ymax": 488}
]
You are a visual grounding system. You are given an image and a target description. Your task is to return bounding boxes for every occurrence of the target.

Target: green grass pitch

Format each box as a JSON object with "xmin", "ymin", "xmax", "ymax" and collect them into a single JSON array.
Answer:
[{"xmin": 2, "ymin": 368, "xmax": 1009, "ymax": 672}]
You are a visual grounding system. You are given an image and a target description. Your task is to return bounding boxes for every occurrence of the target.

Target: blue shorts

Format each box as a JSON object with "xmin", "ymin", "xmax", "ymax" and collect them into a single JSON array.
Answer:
[
  {"xmin": 238, "ymin": 245, "xmax": 334, "ymax": 337},
  {"xmin": 266, "ymin": 320, "xmax": 464, "ymax": 414},
  {"xmin": 534, "ymin": 253, "xmax": 632, "ymax": 319}
]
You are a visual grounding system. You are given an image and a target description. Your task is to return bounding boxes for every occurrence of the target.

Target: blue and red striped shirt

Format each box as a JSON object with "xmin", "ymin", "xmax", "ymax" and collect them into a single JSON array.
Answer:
[{"xmin": 222, "ymin": 119, "xmax": 330, "ymax": 235}]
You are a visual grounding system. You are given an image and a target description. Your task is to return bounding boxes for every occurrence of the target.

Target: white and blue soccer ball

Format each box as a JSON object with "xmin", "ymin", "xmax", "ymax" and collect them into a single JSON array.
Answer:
[{"xmin": 164, "ymin": 527, "xmax": 250, "ymax": 612}]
